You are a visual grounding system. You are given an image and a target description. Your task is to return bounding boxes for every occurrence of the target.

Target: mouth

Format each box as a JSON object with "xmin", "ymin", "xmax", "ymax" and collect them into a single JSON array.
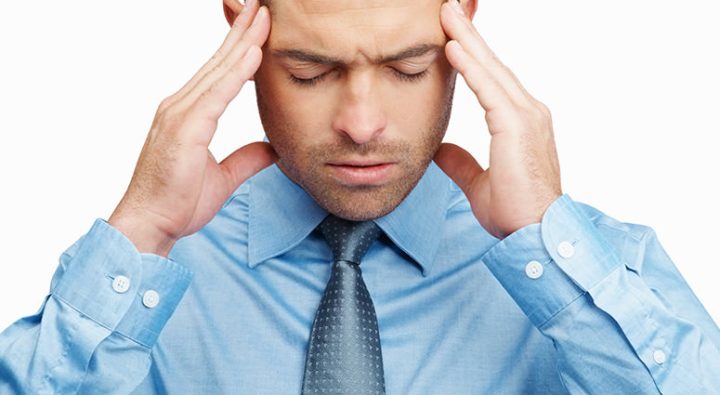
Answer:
[{"xmin": 326, "ymin": 160, "xmax": 397, "ymax": 186}]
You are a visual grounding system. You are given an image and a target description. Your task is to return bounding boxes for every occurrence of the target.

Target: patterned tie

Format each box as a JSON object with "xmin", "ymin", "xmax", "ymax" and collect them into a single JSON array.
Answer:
[{"xmin": 301, "ymin": 215, "xmax": 386, "ymax": 395}]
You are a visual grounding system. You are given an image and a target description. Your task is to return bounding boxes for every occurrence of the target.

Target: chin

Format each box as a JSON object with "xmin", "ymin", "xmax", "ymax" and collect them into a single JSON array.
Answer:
[
  {"xmin": 321, "ymin": 200, "xmax": 400, "ymax": 222},
  {"xmin": 308, "ymin": 182, "xmax": 415, "ymax": 222},
  {"xmin": 326, "ymin": 203, "xmax": 396, "ymax": 222},
  {"xmin": 276, "ymin": 154, "xmax": 433, "ymax": 221}
]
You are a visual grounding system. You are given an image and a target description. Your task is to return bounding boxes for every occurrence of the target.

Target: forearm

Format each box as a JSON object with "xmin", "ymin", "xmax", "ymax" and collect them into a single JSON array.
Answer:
[
  {"xmin": 0, "ymin": 219, "xmax": 192, "ymax": 394},
  {"xmin": 482, "ymin": 194, "xmax": 720, "ymax": 394}
]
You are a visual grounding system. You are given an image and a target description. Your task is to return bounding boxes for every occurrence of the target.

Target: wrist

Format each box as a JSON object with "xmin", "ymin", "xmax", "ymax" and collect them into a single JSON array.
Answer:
[{"xmin": 108, "ymin": 210, "xmax": 176, "ymax": 257}]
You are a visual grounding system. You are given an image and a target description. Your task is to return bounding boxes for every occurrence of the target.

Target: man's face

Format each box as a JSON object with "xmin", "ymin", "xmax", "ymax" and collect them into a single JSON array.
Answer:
[{"xmin": 254, "ymin": 0, "xmax": 456, "ymax": 221}]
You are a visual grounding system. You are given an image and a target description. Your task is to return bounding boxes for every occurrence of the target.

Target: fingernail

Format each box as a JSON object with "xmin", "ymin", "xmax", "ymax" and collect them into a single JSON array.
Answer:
[{"xmin": 449, "ymin": 0, "xmax": 464, "ymax": 16}]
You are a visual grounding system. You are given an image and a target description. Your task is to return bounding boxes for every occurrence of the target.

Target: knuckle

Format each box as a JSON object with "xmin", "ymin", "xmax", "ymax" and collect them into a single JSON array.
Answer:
[
  {"xmin": 157, "ymin": 96, "xmax": 175, "ymax": 113},
  {"xmin": 528, "ymin": 103, "xmax": 553, "ymax": 132},
  {"xmin": 208, "ymin": 51, "xmax": 227, "ymax": 70},
  {"xmin": 214, "ymin": 57, "xmax": 230, "ymax": 74},
  {"xmin": 495, "ymin": 59, "xmax": 510, "ymax": 73},
  {"xmin": 210, "ymin": 51, "xmax": 223, "ymax": 63},
  {"xmin": 198, "ymin": 81, "xmax": 219, "ymax": 103},
  {"xmin": 518, "ymin": 100, "xmax": 551, "ymax": 124},
  {"xmin": 156, "ymin": 106, "xmax": 185, "ymax": 133},
  {"xmin": 535, "ymin": 101, "xmax": 552, "ymax": 119},
  {"xmin": 191, "ymin": 97, "xmax": 222, "ymax": 124}
]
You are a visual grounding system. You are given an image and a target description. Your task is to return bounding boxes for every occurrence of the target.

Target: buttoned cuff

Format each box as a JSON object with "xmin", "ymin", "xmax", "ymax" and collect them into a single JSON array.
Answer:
[
  {"xmin": 52, "ymin": 219, "xmax": 193, "ymax": 348},
  {"xmin": 481, "ymin": 194, "xmax": 623, "ymax": 328}
]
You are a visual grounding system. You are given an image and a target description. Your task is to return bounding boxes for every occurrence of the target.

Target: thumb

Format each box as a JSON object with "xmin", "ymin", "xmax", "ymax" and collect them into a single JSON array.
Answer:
[
  {"xmin": 219, "ymin": 141, "xmax": 278, "ymax": 190},
  {"xmin": 434, "ymin": 142, "xmax": 485, "ymax": 196}
]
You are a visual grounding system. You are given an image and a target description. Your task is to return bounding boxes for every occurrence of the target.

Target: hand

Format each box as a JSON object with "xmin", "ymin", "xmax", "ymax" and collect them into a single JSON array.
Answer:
[
  {"xmin": 108, "ymin": 2, "xmax": 276, "ymax": 256},
  {"xmin": 435, "ymin": 0, "xmax": 562, "ymax": 239}
]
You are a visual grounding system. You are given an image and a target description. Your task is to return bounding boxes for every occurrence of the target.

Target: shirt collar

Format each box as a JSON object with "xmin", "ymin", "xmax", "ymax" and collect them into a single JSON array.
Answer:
[{"xmin": 247, "ymin": 161, "xmax": 452, "ymax": 276}]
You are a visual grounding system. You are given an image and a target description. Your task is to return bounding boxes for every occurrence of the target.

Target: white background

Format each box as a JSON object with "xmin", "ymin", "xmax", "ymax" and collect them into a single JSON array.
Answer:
[{"xmin": 1, "ymin": 0, "xmax": 718, "ymax": 331}]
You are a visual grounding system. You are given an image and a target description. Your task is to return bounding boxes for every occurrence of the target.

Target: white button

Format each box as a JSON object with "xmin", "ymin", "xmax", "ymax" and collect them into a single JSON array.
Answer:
[
  {"xmin": 111, "ymin": 275, "xmax": 131, "ymax": 294},
  {"xmin": 525, "ymin": 260, "xmax": 544, "ymax": 279},
  {"xmin": 142, "ymin": 290, "xmax": 160, "ymax": 309},
  {"xmin": 653, "ymin": 349, "xmax": 667, "ymax": 365},
  {"xmin": 557, "ymin": 241, "xmax": 575, "ymax": 258}
]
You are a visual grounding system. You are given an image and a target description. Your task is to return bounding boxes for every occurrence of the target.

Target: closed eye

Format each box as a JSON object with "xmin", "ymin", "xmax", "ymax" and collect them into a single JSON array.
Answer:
[
  {"xmin": 288, "ymin": 67, "xmax": 429, "ymax": 87},
  {"xmin": 390, "ymin": 68, "xmax": 429, "ymax": 82},
  {"xmin": 288, "ymin": 72, "xmax": 329, "ymax": 87}
]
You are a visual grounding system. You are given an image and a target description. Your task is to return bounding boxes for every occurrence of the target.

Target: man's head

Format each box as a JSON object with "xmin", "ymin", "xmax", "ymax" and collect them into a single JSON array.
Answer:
[{"xmin": 224, "ymin": 0, "xmax": 477, "ymax": 221}]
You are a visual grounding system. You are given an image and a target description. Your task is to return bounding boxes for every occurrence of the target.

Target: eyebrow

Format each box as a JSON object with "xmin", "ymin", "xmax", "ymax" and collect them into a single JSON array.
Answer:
[{"xmin": 271, "ymin": 43, "xmax": 443, "ymax": 66}]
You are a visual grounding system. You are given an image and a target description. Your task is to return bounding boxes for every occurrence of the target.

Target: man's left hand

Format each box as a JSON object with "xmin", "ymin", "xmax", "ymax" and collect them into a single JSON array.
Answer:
[{"xmin": 434, "ymin": 0, "xmax": 563, "ymax": 239}]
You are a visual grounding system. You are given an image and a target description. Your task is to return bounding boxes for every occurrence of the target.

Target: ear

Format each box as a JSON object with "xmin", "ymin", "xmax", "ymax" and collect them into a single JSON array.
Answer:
[
  {"xmin": 223, "ymin": 0, "xmax": 244, "ymax": 27},
  {"xmin": 459, "ymin": 0, "xmax": 478, "ymax": 20}
]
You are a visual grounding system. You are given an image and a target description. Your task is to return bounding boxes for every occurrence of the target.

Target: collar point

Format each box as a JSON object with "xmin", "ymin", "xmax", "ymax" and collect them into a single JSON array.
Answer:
[{"xmin": 247, "ymin": 256, "xmax": 261, "ymax": 270}]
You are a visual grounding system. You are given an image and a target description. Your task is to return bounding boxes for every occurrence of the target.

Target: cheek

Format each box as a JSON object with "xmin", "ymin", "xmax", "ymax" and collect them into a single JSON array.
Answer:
[
  {"xmin": 259, "ymin": 74, "xmax": 333, "ymax": 139},
  {"xmin": 255, "ymin": 79, "xmax": 319, "ymax": 148},
  {"xmin": 391, "ymin": 75, "xmax": 452, "ymax": 136}
]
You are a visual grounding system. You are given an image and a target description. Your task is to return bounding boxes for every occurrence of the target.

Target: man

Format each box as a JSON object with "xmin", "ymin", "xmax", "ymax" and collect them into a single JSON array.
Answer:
[{"xmin": 1, "ymin": 0, "xmax": 719, "ymax": 393}]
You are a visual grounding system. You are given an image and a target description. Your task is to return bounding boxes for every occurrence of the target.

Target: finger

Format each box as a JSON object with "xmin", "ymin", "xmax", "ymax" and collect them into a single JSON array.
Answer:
[
  {"xmin": 440, "ymin": 1, "xmax": 532, "ymax": 106},
  {"xmin": 170, "ymin": 0, "xmax": 261, "ymax": 104},
  {"xmin": 433, "ymin": 142, "xmax": 485, "ymax": 198},
  {"xmin": 445, "ymin": 40, "xmax": 512, "ymax": 113},
  {"xmin": 219, "ymin": 141, "xmax": 278, "ymax": 191},
  {"xmin": 180, "ymin": 44, "xmax": 264, "ymax": 145},
  {"xmin": 178, "ymin": 6, "xmax": 270, "ymax": 109}
]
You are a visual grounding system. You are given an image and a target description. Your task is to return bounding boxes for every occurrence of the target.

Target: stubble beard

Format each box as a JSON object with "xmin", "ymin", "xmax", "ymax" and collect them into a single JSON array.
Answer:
[{"xmin": 255, "ymin": 82, "xmax": 455, "ymax": 221}]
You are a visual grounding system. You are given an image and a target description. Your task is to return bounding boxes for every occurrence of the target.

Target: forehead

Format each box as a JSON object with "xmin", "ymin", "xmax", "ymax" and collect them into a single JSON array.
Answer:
[{"xmin": 267, "ymin": 0, "xmax": 446, "ymax": 62}]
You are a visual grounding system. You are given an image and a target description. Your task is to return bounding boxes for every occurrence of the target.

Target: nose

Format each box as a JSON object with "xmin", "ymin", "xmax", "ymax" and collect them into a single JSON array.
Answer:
[{"xmin": 331, "ymin": 73, "xmax": 387, "ymax": 145}]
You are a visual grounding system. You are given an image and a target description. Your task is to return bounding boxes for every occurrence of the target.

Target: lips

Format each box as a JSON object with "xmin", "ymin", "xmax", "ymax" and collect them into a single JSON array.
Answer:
[
  {"xmin": 327, "ymin": 159, "xmax": 389, "ymax": 167},
  {"xmin": 326, "ymin": 160, "xmax": 397, "ymax": 186}
]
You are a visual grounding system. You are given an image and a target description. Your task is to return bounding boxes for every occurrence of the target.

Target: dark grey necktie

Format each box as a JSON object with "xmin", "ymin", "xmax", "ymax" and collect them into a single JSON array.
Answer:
[{"xmin": 301, "ymin": 215, "xmax": 386, "ymax": 395}]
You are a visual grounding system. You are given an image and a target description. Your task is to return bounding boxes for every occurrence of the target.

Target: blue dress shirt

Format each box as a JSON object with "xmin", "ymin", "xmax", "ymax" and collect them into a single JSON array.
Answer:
[{"xmin": 1, "ymin": 162, "xmax": 719, "ymax": 394}]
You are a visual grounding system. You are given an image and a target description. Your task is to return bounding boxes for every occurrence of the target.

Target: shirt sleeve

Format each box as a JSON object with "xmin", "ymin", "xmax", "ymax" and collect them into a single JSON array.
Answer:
[
  {"xmin": 0, "ymin": 219, "xmax": 193, "ymax": 394},
  {"xmin": 481, "ymin": 194, "xmax": 720, "ymax": 394}
]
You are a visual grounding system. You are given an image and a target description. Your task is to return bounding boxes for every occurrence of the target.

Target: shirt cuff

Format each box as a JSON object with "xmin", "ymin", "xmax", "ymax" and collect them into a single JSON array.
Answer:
[
  {"xmin": 52, "ymin": 219, "xmax": 193, "ymax": 348},
  {"xmin": 481, "ymin": 194, "xmax": 623, "ymax": 328}
]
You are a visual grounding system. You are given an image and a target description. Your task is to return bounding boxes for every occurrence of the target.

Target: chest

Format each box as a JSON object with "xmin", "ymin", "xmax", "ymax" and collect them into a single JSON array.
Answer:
[{"xmin": 134, "ymin": 242, "xmax": 564, "ymax": 394}]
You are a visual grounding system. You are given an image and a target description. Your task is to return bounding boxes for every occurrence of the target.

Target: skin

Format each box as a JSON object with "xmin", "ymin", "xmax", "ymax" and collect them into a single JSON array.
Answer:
[
  {"xmin": 252, "ymin": 0, "xmax": 457, "ymax": 220},
  {"xmin": 108, "ymin": 0, "xmax": 562, "ymax": 256},
  {"xmin": 436, "ymin": 0, "xmax": 562, "ymax": 239}
]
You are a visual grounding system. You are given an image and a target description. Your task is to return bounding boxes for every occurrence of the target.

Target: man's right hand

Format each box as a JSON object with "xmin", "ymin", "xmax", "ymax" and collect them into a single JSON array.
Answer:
[{"xmin": 108, "ymin": 1, "xmax": 275, "ymax": 256}]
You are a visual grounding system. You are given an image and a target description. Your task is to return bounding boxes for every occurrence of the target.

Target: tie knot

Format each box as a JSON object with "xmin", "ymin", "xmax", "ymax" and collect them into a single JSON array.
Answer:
[{"xmin": 319, "ymin": 215, "xmax": 382, "ymax": 264}]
